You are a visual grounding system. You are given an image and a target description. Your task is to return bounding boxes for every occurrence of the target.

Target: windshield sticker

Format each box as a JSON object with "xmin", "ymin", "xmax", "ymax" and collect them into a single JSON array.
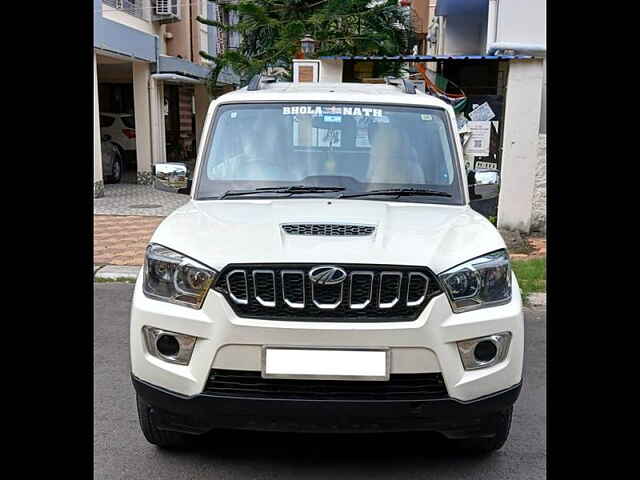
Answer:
[
  {"xmin": 421, "ymin": 114, "xmax": 433, "ymax": 121},
  {"xmin": 282, "ymin": 106, "xmax": 383, "ymax": 117},
  {"xmin": 323, "ymin": 115, "xmax": 342, "ymax": 123}
]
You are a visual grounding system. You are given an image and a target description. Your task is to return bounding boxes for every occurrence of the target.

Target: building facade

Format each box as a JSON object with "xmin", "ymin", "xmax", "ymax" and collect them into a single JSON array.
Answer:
[
  {"xmin": 93, "ymin": 0, "xmax": 240, "ymax": 197},
  {"xmin": 422, "ymin": 0, "xmax": 546, "ymax": 233}
]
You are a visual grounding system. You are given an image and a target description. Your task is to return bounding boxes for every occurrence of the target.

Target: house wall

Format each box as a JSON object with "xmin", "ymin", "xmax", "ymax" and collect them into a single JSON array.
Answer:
[
  {"xmin": 495, "ymin": 0, "xmax": 546, "ymax": 46},
  {"xmin": 102, "ymin": 0, "xmax": 155, "ymax": 35},
  {"xmin": 531, "ymin": 134, "xmax": 546, "ymax": 233},
  {"xmin": 320, "ymin": 59, "xmax": 343, "ymax": 82},
  {"xmin": 497, "ymin": 59, "xmax": 544, "ymax": 233},
  {"xmin": 165, "ymin": 2, "xmax": 193, "ymax": 60},
  {"xmin": 192, "ymin": 0, "xmax": 210, "ymax": 62}
]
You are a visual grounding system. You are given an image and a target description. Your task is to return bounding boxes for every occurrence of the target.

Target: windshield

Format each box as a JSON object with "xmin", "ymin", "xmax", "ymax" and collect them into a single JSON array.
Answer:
[{"xmin": 195, "ymin": 102, "xmax": 464, "ymax": 204}]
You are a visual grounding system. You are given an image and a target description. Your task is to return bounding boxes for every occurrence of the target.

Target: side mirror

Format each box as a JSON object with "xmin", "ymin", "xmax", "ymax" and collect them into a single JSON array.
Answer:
[
  {"xmin": 468, "ymin": 169, "xmax": 500, "ymax": 186},
  {"xmin": 101, "ymin": 134, "xmax": 111, "ymax": 142},
  {"xmin": 154, "ymin": 163, "xmax": 188, "ymax": 191}
]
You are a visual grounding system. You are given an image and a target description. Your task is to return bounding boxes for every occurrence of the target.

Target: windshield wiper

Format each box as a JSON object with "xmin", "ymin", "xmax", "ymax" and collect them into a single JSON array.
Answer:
[
  {"xmin": 340, "ymin": 188, "xmax": 452, "ymax": 199},
  {"xmin": 218, "ymin": 185, "xmax": 345, "ymax": 200}
]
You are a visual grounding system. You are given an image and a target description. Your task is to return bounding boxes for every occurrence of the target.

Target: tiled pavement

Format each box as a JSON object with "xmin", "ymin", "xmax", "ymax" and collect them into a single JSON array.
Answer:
[
  {"xmin": 94, "ymin": 215, "xmax": 163, "ymax": 266},
  {"xmin": 511, "ymin": 236, "xmax": 547, "ymax": 260},
  {"xmin": 94, "ymin": 184, "xmax": 189, "ymax": 217}
]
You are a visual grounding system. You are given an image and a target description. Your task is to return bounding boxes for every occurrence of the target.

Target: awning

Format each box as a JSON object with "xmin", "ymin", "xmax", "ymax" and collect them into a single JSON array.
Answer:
[
  {"xmin": 154, "ymin": 55, "xmax": 210, "ymax": 81},
  {"xmin": 151, "ymin": 73, "xmax": 204, "ymax": 85}
]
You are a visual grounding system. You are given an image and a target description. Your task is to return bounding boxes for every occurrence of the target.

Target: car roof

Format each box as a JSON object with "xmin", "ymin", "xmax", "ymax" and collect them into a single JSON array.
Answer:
[{"xmin": 215, "ymin": 82, "xmax": 453, "ymax": 110}]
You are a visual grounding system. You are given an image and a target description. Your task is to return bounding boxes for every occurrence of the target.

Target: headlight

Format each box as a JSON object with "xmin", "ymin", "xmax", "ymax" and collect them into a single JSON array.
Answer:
[
  {"xmin": 143, "ymin": 244, "xmax": 218, "ymax": 309},
  {"xmin": 439, "ymin": 250, "xmax": 512, "ymax": 313}
]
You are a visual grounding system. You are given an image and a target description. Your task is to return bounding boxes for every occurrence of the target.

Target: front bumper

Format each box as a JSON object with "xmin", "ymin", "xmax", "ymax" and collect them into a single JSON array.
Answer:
[
  {"xmin": 133, "ymin": 374, "xmax": 521, "ymax": 436},
  {"xmin": 130, "ymin": 271, "xmax": 524, "ymax": 405}
]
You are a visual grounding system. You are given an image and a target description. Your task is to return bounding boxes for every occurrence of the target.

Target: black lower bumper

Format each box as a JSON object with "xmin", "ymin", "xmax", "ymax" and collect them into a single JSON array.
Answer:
[{"xmin": 132, "ymin": 375, "xmax": 521, "ymax": 437}]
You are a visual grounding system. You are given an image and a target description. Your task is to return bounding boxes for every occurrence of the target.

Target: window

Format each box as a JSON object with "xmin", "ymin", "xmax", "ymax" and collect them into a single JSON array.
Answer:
[
  {"xmin": 121, "ymin": 115, "xmax": 136, "ymax": 128},
  {"xmin": 222, "ymin": 8, "xmax": 230, "ymax": 51},
  {"xmin": 100, "ymin": 115, "xmax": 115, "ymax": 127},
  {"xmin": 199, "ymin": 0, "xmax": 208, "ymax": 55}
]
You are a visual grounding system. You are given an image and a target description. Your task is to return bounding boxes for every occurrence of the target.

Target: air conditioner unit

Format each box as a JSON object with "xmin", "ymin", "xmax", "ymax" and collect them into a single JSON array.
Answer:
[{"xmin": 151, "ymin": 0, "xmax": 181, "ymax": 23}]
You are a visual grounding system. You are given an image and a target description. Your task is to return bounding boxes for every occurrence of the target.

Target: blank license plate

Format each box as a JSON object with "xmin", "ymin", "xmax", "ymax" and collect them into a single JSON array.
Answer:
[{"xmin": 263, "ymin": 348, "xmax": 389, "ymax": 380}]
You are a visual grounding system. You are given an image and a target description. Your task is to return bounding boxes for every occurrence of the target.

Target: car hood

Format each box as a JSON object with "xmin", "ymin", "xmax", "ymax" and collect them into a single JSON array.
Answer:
[{"xmin": 151, "ymin": 199, "xmax": 506, "ymax": 274}]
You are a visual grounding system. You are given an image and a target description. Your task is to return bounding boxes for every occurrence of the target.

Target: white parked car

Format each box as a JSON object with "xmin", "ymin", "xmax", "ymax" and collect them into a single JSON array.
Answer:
[
  {"xmin": 99, "ymin": 112, "xmax": 136, "ymax": 157},
  {"xmin": 130, "ymin": 77, "xmax": 523, "ymax": 453}
]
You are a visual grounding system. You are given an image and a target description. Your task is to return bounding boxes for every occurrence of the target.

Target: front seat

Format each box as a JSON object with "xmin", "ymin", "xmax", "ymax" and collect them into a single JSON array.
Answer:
[{"xmin": 366, "ymin": 125, "xmax": 425, "ymax": 185}]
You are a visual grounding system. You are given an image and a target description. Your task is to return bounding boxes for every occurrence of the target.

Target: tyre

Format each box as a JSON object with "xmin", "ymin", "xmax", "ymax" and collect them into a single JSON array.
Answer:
[
  {"xmin": 113, "ymin": 143, "xmax": 126, "ymax": 163},
  {"xmin": 135, "ymin": 395, "xmax": 194, "ymax": 449},
  {"xmin": 455, "ymin": 407, "xmax": 513, "ymax": 454},
  {"xmin": 110, "ymin": 154, "xmax": 122, "ymax": 184}
]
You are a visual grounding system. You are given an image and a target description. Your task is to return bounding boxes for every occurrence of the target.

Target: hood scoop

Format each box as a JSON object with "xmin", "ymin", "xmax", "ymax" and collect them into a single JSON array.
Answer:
[{"xmin": 281, "ymin": 223, "xmax": 376, "ymax": 237}]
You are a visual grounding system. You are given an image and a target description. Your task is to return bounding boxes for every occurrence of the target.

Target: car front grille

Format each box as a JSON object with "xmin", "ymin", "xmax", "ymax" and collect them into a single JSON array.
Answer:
[
  {"xmin": 281, "ymin": 223, "xmax": 376, "ymax": 236},
  {"xmin": 204, "ymin": 369, "xmax": 448, "ymax": 400},
  {"xmin": 212, "ymin": 263, "xmax": 442, "ymax": 322}
]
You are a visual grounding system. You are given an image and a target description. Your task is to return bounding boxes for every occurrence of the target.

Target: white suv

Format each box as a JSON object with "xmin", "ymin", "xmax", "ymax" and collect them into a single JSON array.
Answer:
[
  {"xmin": 99, "ymin": 113, "xmax": 136, "ymax": 157},
  {"xmin": 130, "ymin": 77, "xmax": 524, "ymax": 453}
]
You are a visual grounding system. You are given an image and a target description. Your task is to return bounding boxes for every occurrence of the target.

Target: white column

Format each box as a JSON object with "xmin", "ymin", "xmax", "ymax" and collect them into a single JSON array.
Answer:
[
  {"xmin": 149, "ymin": 77, "xmax": 166, "ymax": 166},
  {"xmin": 194, "ymin": 84, "xmax": 210, "ymax": 152},
  {"xmin": 497, "ymin": 59, "xmax": 544, "ymax": 233},
  {"xmin": 93, "ymin": 52, "xmax": 104, "ymax": 198},
  {"xmin": 133, "ymin": 61, "xmax": 153, "ymax": 184}
]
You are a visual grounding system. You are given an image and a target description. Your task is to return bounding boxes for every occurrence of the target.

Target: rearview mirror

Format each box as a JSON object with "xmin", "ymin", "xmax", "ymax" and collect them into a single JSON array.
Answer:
[
  {"xmin": 101, "ymin": 134, "xmax": 111, "ymax": 142},
  {"xmin": 154, "ymin": 163, "xmax": 188, "ymax": 191}
]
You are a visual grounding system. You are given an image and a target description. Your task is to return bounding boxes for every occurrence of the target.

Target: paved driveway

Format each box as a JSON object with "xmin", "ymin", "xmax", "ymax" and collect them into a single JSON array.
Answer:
[
  {"xmin": 94, "ymin": 215, "xmax": 163, "ymax": 266},
  {"xmin": 94, "ymin": 184, "xmax": 189, "ymax": 217},
  {"xmin": 94, "ymin": 283, "xmax": 546, "ymax": 479}
]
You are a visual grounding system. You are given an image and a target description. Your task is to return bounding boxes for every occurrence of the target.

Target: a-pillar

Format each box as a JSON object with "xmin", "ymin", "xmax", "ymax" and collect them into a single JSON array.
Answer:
[
  {"xmin": 497, "ymin": 58, "xmax": 544, "ymax": 233},
  {"xmin": 93, "ymin": 52, "xmax": 104, "ymax": 198},
  {"xmin": 132, "ymin": 61, "xmax": 153, "ymax": 184}
]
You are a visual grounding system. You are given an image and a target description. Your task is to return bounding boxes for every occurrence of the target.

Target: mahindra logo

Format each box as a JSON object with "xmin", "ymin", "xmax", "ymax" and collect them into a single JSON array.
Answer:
[{"xmin": 309, "ymin": 266, "xmax": 348, "ymax": 285}]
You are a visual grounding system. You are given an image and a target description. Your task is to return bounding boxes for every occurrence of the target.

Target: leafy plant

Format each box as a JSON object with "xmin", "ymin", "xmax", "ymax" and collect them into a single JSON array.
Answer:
[{"xmin": 197, "ymin": 0, "xmax": 415, "ymax": 91}]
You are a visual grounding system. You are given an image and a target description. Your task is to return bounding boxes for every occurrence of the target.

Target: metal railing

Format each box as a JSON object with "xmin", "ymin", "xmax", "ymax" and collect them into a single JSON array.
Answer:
[{"xmin": 102, "ymin": 0, "xmax": 150, "ymax": 22}]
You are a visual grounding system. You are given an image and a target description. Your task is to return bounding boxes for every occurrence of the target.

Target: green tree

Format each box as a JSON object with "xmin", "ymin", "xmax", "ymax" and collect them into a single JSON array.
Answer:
[{"xmin": 197, "ymin": 0, "xmax": 414, "ymax": 90}]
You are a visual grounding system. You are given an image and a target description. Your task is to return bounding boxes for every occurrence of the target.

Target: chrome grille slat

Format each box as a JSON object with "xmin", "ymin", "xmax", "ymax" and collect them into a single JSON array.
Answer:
[
  {"xmin": 407, "ymin": 272, "xmax": 430, "ymax": 307},
  {"xmin": 349, "ymin": 271, "xmax": 374, "ymax": 309},
  {"xmin": 214, "ymin": 264, "xmax": 441, "ymax": 322},
  {"xmin": 226, "ymin": 270, "xmax": 248, "ymax": 305},
  {"xmin": 281, "ymin": 270, "xmax": 305, "ymax": 309},
  {"xmin": 281, "ymin": 223, "xmax": 376, "ymax": 236},
  {"xmin": 311, "ymin": 281, "xmax": 344, "ymax": 310},
  {"xmin": 378, "ymin": 272, "xmax": 402, "ymax": 309},
  {"xmin": 252, "ymin": 270, "xmax": 276, "ymax": 307}
]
